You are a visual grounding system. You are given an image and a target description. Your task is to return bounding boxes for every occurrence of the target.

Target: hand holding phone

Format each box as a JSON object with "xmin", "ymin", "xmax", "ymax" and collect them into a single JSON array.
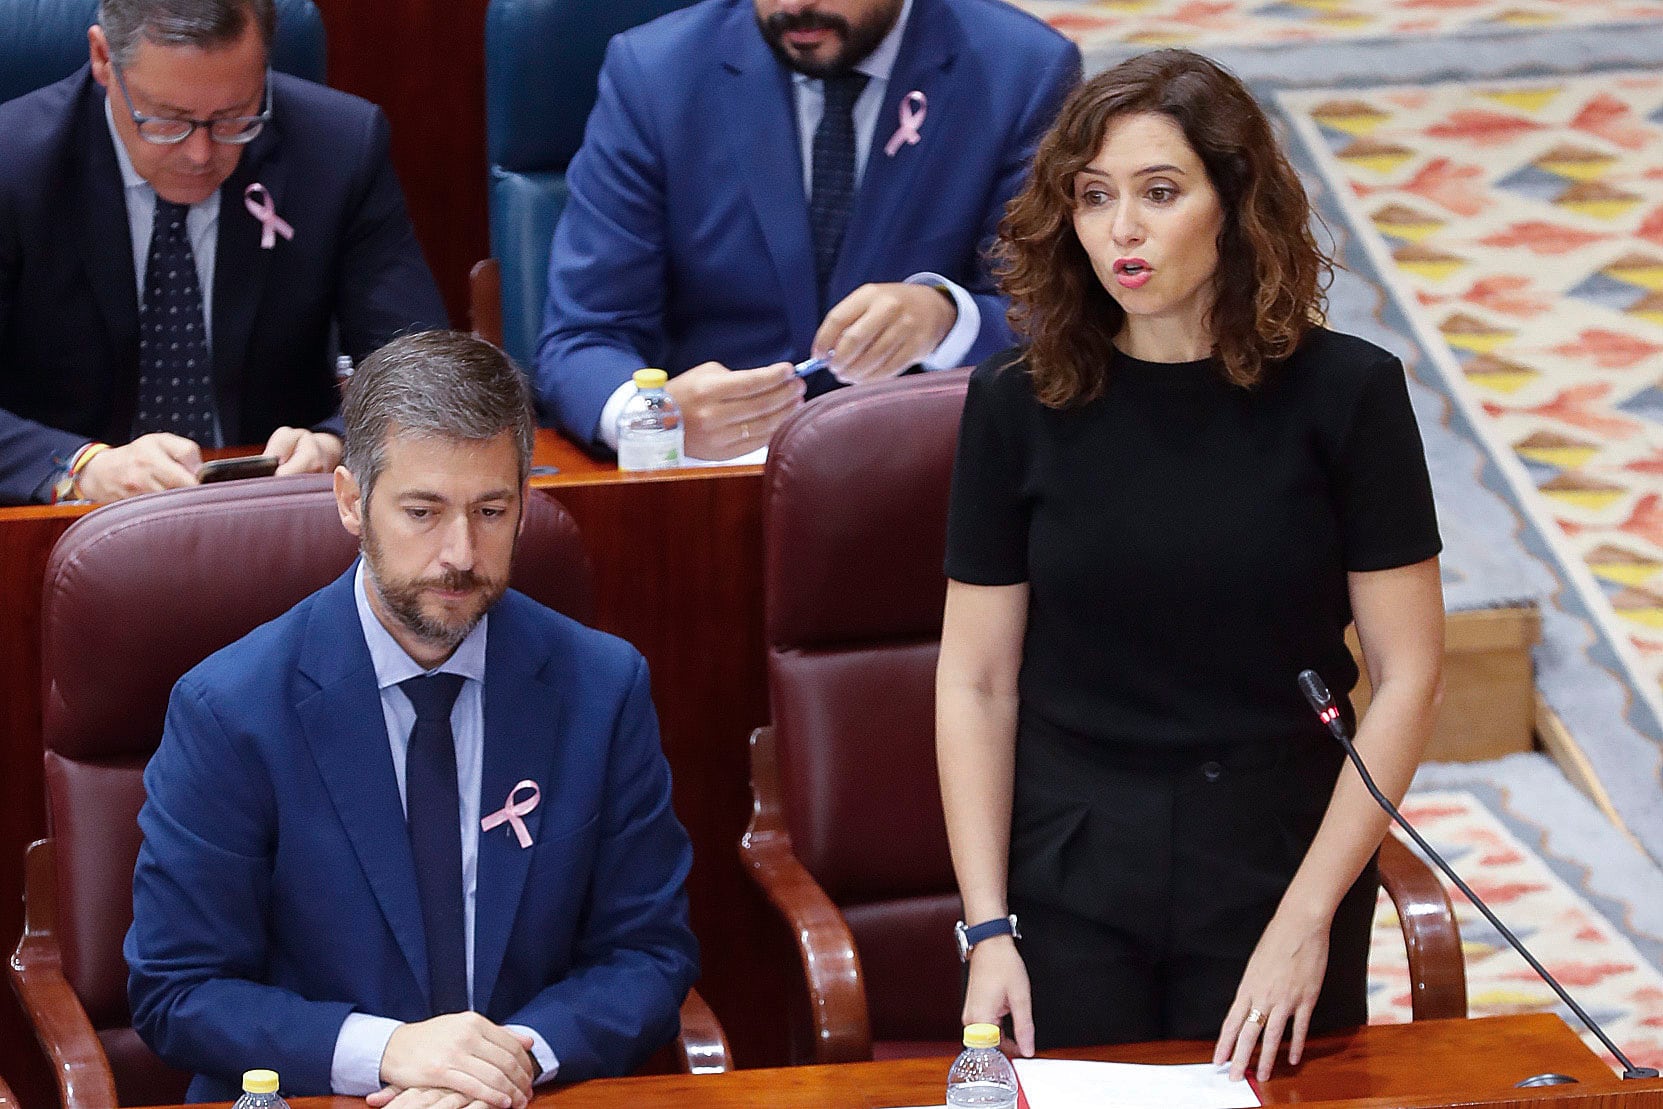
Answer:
[{"xmin": 196, "ymin": 455, "xmax": 281, "ymax": 484}]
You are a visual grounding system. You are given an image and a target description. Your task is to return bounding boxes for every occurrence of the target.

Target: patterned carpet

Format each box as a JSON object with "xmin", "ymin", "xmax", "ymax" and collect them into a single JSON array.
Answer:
[
  {"xmin": 1278, "ymin": 73, "xmax": 1663, "ymax": 863},
  {"xmin": 1371, "ymin": 760, "xmax": 1663, "ymax": 1073},
  {"xmin": 1284, "ymin": 74, "xmax": 1663, "ymax": 697},
  {"xmin": 1017, "ymin": 0, "xmax": 1663, "ymax": 55},
  {"xmin": 1008, "ymin": 0, "xmax": 1663, "ymax": 87}
]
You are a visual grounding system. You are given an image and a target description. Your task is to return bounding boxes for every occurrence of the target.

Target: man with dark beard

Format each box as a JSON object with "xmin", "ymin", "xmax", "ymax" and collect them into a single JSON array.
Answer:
[
  {"xmin": 536, "ymin": 0, "xmax": 1079, "ymax": 462},
  {"xmin": 125, "ymin": 331, "xmax": 698, "ymax": 1104}
]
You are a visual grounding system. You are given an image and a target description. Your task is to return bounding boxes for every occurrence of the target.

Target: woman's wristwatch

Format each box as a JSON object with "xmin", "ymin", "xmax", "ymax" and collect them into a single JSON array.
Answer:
[{"xmin": 955, "ymin": 914, "xmax": 1021, "ymax": 961}]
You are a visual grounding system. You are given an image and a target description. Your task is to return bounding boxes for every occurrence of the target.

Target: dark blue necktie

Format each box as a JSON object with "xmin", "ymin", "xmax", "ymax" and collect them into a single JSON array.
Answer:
[
  {"xmin": 401, "ymin": 672, "xmax": 470, "ymax": 1016},
  {"xmin": 809, "ymin": 73, "xmax": 869, "ymax": 309},
  {"xmin": 133, "ymin": 199, "xmax": 216, "ymax": 442}
]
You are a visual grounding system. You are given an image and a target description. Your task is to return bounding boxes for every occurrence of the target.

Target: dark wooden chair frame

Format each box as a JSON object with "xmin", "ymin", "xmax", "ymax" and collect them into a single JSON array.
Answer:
[
  {"xmin": 11, "ymin": 838, "xmax": 732, "ymax": 1109},
  {"xmin": 741, "ymin": 725, "xmax": 1469, "ymax": 1065},
  {"xmin": 471, "ymin": 259, "xmax": 505, "ymax": 347}
]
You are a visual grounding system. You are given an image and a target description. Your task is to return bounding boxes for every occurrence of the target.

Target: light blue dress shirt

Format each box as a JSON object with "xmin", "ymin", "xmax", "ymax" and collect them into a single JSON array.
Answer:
[
  {"xmin": 329, "ymin": 562, "xmax": 558, "ymax": 1095},
  {"xmin": 103, "ymin": 97, "xmax": 225, "ymax": 447}
]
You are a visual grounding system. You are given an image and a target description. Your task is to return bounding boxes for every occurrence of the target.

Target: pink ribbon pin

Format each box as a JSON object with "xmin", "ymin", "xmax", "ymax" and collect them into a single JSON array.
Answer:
[
  {"xmin": 481, "ymin": 779, "xmax": 541, "ymax": 848},
  {"xmin": 883, "ymin": 90, "xmax": 927, "ymax": 157},
  {"xmin": 243, "ymin": 182, "xmax": 294, "ymax": 250}
]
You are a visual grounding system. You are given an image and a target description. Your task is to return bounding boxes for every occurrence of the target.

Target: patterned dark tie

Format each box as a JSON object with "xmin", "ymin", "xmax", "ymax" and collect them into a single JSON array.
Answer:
[
  {"xmin": 133, "ymin": 199, "xmax": 216, "ymax": 442},
  {"xmin": 809, "ymin": 72, "xmax": 870, "ymax": 309},
  {"xmin": 401, "ymin": 672, "xmax": 471, "ymax": 1016}
]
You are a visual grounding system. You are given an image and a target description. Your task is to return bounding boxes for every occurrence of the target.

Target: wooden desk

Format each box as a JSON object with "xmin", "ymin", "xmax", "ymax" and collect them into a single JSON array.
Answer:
[
  {"xmin": 135, "ymin": 1016, "xmax": 1661, "ymax": 1109},
  {"xmin": 0, "ymin": 432, "xmax": 801, "ymax": 1104}
]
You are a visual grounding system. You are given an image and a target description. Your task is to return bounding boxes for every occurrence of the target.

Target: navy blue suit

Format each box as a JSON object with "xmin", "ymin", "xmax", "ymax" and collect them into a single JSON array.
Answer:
[
  {"xmin": 0, "ymin": 67, "xmax": 449, "ymax": 503},
  {"xmin": 125, "ymin": 569, "xmax": 699, "ymax": 1102},
  {"xmin": 536, "ymin": 0, "xmax": 1079, "ymax": 444}
]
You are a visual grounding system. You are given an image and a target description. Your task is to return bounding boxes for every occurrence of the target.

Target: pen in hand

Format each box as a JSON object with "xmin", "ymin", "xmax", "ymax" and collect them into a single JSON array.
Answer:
[{"xmin": 793, "ymin": 352, "xmax": 835, "ymax": 377}]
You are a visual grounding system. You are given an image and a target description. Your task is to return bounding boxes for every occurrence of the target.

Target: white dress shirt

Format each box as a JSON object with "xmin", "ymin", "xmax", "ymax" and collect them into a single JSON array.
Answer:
[
  {"xmin": 596, "ymin": 0, "xmax": 979, "ymax": 455},
  {"xmin": 330, "ymin": 562, "xmax": 559, "ymax": 1095}
]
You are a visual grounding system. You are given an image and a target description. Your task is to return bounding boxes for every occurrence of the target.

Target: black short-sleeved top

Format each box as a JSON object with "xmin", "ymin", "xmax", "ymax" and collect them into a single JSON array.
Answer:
[{"xmin": 945, "ymin": 327, "xmax": 1442, "ymax": 751}]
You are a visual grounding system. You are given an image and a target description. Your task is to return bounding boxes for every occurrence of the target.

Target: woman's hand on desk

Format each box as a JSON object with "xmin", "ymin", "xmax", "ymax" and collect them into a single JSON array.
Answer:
[
  {"xmin": 963, "ymin": 934, "xmax": 1036, "ymax": 1057},
  {"xmin": 75, "ymin": 433, "xmax": 201, "ymax": 501},
  {"xmin": 1213, "ymin": 908, "xmax": 1332, "ymax": 1082}
]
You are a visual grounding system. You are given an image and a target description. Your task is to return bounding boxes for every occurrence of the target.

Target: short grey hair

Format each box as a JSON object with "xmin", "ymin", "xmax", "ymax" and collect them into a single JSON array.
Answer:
[
  {"xmin": 342, "ymin": 331, "xmax": 537, "ymax": 506},
  {"xmin": 98, "ymin": 0, "xmax": 275, "ymax": 67}
]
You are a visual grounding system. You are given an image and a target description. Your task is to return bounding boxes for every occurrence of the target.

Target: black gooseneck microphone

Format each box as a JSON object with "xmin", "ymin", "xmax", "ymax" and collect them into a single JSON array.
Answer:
[{"xmin": 1297, "ymin": 668, "xmax": 1661, "ymax": 1083}]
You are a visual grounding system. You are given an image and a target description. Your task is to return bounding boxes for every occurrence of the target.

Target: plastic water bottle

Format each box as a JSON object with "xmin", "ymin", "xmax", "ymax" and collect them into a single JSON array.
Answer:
[
  {"xmin": 947, "ymin": 1023, "xmax": 1018, "ymax": 1108},
  {"xmin": 231, "ymin": 1069, "xmax": 288, "ymax": 1109},
  {"xmin": 616, "ymin": 368, "xmax": 684, "ymax": 471}
]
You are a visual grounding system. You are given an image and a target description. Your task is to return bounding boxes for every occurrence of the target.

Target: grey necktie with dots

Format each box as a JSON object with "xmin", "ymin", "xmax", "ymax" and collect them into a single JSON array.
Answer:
[{"xmin": 132, "ymin": 199, "xmax": 216, "ymax": 441}]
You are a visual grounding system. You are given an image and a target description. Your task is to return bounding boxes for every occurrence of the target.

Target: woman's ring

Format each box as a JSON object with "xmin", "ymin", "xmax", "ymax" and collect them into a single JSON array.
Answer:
[
  {"xmin": 741, "ymin": 423, "xmax": 751, "ymax": 441},
  {"xmin": 1245, "ymin": 1006, "xmax": 1266, "ymax": 1026}
]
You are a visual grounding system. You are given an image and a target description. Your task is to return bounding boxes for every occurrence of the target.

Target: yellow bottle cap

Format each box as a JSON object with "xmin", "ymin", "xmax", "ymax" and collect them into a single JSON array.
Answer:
[
  {"xmin": 242, "ymin": 1070, "xmax": 280, "ymax": 1094},
  {"xmin": 633, "ymin": 368, "xmax": 669, "ymax": 389},
  {"xmin": 963, "ymin": 1023, "xmax": 1001, "ymax": 1049}
]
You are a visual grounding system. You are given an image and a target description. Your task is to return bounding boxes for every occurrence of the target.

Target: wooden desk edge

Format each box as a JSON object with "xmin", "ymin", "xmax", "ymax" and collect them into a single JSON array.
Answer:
[
  {"xmin": 0, "ymin": 429, "xmax": 765, "ymax": 524},
  {"xmin": 127, "ymin": 1016, "xmax": 1647, "ymax": 1109}
]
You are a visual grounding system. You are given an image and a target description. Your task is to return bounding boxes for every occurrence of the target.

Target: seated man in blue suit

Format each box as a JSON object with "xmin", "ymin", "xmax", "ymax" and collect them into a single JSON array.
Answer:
[
  {"xmin": 538, "ymin": 0, "xmax": 1079, "ymax": 460},
  {"xmin": 126, "ymin": 331, "xmax": 699, "ymax": 1105},
  {"xmin": 0, "ymin": 0, "xmax": 448, "ymax": 505}
]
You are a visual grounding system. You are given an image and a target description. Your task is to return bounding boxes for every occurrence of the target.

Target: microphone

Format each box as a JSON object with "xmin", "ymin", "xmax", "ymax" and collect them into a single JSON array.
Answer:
[{"xmin": 1297, "ymin": 668, "xmax": 1660, "ymax": 1083}]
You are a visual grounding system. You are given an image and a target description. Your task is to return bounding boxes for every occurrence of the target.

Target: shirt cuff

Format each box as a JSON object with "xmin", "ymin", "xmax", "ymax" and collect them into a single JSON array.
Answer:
[
  {"xmin": 905, "ymin": 272, "xmax": 980, "ymax": 370},
  {"xmin": 505, "ymin": 1024, "xmax": 560, "ymax": 1085},
  {"xmin": 595, "ymin": 379, "xmax": 639, "ymax": 453},
  {"xmin": 331, "ymin": 1013, "xmax": 401, "ymax": 1096}
]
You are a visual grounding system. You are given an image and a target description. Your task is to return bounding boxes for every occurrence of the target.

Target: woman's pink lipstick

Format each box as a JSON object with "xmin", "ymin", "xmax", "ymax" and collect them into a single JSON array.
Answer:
[{"xmin": 1113, "ymin": 257, "xmax": 1152, "ymax": 289}]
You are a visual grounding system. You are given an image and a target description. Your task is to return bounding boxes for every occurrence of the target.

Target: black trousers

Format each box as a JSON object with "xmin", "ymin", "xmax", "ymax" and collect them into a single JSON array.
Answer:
[{"xmin": 1004, "ymin": 723, "xmax": 1377, "ymax": 1050}]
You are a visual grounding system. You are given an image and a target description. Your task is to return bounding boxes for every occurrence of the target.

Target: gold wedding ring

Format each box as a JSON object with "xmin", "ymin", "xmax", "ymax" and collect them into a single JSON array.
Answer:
[{"xmin": 1245, "ymin": 1006, "xmax": 1266, "ymax": 1026}]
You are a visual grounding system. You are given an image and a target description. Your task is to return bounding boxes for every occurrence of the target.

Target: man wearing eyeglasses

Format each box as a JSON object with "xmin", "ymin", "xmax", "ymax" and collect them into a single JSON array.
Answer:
[{"xmin": 0, "ymin": 0, "xmax": 448, "ymax": 505}]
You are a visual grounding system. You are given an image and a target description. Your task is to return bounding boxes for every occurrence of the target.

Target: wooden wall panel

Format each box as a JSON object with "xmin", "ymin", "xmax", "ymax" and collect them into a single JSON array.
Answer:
[{"xmin": 314, "ymin": 0, "xmax": 493, "ymax": 326}]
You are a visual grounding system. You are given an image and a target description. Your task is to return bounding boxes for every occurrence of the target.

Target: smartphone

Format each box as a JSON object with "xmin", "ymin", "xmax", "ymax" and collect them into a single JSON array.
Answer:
[{"xmin": 197, "ymin": 455, "xmax": 280, "ymax": 484}]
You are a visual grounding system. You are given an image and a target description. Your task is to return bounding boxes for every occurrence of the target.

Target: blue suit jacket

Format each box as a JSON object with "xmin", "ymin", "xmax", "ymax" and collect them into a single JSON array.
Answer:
[
  {"xmin": 535, "ymin": 0, "xmax": 1079, "ymax": 444},
  {"xmin": 0, "ymin": 67, "xmax": 449, "ymax": 503},
  {"xmin": 125, "ymin": 569, "xmax": 698, "ymax": 1102}
]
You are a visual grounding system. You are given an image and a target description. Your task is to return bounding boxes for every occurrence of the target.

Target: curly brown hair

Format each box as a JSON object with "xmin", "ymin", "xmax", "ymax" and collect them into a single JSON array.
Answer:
[{"xmin": 993, "ymin": 49, "xmax": 1331, "ymax": 406}]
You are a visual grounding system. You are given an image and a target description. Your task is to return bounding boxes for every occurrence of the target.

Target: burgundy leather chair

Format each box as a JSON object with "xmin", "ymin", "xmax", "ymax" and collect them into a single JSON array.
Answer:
[
  {"xmin": 740, "ymin": 372, "xmax": 1467, "ymax": 1065},
  {"xmin": 11, "ymin": 474, "xmax": 727, "ymax": 1109}
]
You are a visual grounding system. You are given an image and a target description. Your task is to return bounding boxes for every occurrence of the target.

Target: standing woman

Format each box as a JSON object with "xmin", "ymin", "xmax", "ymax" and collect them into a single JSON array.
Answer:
[{"xmin": 936, "ymin": 49, "xmax": 1444, "ymax": 1082}]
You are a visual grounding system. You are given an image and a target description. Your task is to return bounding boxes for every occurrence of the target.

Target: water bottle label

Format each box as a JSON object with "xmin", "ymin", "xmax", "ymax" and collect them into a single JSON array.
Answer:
[{"xmin": 618, "ymin": 432, "xmax": 683, "ymax": 471}]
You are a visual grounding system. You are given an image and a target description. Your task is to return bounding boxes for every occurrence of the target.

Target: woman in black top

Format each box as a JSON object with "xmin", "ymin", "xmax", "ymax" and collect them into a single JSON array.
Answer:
[{"xmin": 938, "ymin": 49, "xmax": 1444, "ymax": 1083}]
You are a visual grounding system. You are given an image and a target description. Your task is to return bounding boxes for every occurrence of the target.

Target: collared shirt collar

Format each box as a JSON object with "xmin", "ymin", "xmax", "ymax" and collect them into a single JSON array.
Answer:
[
  {"xmin": 789, "ymin": 0, "xmax": 913, "ymax": 89},
  {"xmin": 104, "ymin": 94, "xmax": 151, "ymax": 195},
  {"xmin": 353, "ymin": 560, "xmax": 489, "ymax": 690}
]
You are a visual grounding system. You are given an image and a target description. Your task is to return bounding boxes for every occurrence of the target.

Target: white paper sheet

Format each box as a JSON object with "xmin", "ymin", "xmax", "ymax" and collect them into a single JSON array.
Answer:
[
  {"xmin": 682, "ymin": 444, "xmax": 768, "ymax": 467},
  {"xmin": 1011, "ymin": 1057, "xmax": 1260, "ymax": 1109}
]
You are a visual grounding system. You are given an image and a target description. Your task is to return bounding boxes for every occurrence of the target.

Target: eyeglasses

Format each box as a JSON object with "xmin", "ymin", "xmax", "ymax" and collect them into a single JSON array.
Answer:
[{"xmin": 110, "ymin": 63, "xmax": 271, "ymax": 145}]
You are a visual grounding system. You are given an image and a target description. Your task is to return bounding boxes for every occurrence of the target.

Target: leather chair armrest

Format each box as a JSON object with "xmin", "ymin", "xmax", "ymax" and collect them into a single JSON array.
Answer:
[
  {"xmin": 470, "ymin": 259, "xmax": 505, "ymax": 349},
  {"xmin": 739, "ymin": 726, "xmax": 872, "ymax": 1064},
  {"xmin": 675, "ymin": 987, "xmax": 731, "ymax": 1074},
  {"xmin": 8, "ymin": 839, "xmax": 119, "ymax": 1109},
  {"xmin": 1378, "ymin": 831, "xmax": 1468, "ymax": 1020}
]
